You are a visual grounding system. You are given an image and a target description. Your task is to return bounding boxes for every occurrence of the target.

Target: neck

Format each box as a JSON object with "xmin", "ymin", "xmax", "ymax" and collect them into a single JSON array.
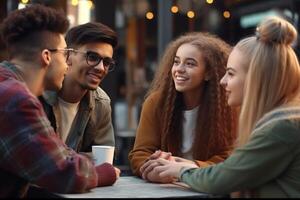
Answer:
[
  {"xmin": 184, "ymin": 96, "xmax": 200, "ymax": 110},
  {"xmin": 183, "ymin": 87, "xmax": 203, "ymax": 110},
  {"xmin": 10, "ymin": 59, "xmax": 45, "ymax": 96},
  {"xmin": 58, "ymin": 76, "xmax": 87, "ymax": 103}
]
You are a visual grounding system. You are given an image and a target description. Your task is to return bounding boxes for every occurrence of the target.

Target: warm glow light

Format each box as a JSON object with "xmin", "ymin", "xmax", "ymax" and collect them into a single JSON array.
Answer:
[
  {"xmin": 21, "ymin": 0, "xmax": 29, "ymax": 4},
  {"xmin": 18, "ymin": 3, "xmax": 26, "ymax": 9},
  {"xmin": 87, "ymin": 0, "xmax": 94, "ymax": 9},
  {"xmin": 223, "ymin": 11, "xmax": 231, "ymax": 18},
  {"xmin": 146, "ymin": 12, "xmax": 154, "ymax": 20},
  {"xmin": 206, "ymin": 0, "xmax": 214, "ymax": 4},
  {"xmin": 67, "ymin": 15, "xmax": 75, "ymax": 26},
  {"xmin": 187, "ymin": 11, "xmax": 195, "ymax": 18},
  {"xmin": 171, "ymin": 6, "xmax": 179, "ymax": 13},
  {"xmin": 78, "ymin": 0, "xmax": 91, "ymax": 24},
  {"xmin": 71, "ymin": 0, "xmax": 79, "ymax": 6}
]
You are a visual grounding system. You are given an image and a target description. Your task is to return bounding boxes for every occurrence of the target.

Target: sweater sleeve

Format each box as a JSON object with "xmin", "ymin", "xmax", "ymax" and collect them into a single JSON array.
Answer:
[
  {"xmin": 180, "ymin": 120, "xmax": 299, "ymax": 195},
  {"xmin": 194, "ymin": 148, "xmax": 233, "ymax": 167},
  {"xmin": 128, "ymin": 93, "xmax": 162, "ymax": 177}
]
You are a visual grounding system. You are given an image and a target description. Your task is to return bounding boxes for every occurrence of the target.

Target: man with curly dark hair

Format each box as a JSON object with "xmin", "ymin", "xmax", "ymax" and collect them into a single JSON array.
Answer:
[{"xmin": 0, "ymin": 4, "xmax": 119, "ymax": 198}]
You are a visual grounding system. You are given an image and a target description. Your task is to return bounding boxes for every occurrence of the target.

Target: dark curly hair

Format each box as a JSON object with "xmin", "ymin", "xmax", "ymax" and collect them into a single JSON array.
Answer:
[
  {"xmin": 0, "ymin": 4, "xmax": 69, "ymax": 59},
  {"xmin": 147, "ymin": 32, "xmax": 237, "ymax": 159},
  {"xmin": 65, "ymin": 22, "xmax": 118, "ymax": 49}
]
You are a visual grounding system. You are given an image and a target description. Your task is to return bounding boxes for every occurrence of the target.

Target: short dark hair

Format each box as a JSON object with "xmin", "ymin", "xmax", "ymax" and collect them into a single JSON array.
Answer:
[
  {"xmin": 65, "ymin": 22, "xmax": 118, "ymax": 49},
  {"xmin": 0, "ymin": 4, "xmax": 69, "ymax": 59}
]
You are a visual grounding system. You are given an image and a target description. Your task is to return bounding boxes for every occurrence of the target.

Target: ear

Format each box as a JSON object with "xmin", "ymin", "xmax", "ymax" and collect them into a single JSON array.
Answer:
[
  {"xmin": 41, "ymin": 49, "xmax": 51, "ymax": 67},
  {"xmin": 66, "ymin": 53, "xmax": 72, "ymax": 67}
]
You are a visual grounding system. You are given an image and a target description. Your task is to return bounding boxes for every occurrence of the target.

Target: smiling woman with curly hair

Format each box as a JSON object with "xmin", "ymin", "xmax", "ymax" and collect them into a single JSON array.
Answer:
[{"xmin": 128, "ymin": 32, "xmax": 237, "ymax": 183}]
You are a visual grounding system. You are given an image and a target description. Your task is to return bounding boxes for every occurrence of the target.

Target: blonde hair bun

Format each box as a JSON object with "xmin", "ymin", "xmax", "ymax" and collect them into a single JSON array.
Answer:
[{"xmin": 256, "ymin": 16, "xmax": 297, "ymax": 46}]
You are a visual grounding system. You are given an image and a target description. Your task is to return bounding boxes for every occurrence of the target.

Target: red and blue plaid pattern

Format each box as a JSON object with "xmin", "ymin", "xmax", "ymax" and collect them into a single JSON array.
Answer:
[{"xmin": 0, "ymin": 62, "xmax": 99, "ymax": 197}]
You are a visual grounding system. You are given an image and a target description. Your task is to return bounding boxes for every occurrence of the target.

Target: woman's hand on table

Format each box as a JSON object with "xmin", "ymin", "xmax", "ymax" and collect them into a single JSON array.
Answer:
[
  {"xmin": 140, "ymin": 158, "xmax": 175, "ymax": 183},
  {"xmin": 154, "ymin": 158, "xmax": 198, "ymax": 180},
  {"xmin": 148, "ymin": 150, "xmax": 174, "ymax": 161},
  {"xmin": 140, "ymin": 150, "xmax": 198, "ymax": 183}
]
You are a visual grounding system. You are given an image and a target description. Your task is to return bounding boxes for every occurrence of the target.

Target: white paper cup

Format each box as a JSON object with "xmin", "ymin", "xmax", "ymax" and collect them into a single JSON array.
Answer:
[{"xmin": 92, "ymin": 145, "xmax": 115, "ymax": 165}]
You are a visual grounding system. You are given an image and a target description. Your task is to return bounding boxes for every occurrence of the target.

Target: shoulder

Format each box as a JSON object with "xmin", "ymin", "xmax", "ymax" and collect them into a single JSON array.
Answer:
[
  {"xmin": 0, "ymin": 81, "xmax": 42, "ymax": 112},
  {"xmin": 0, "ymin": 75, "xmax": 33, "ymax": 102},
  {"xmin": 254, "ymin": 107, "xmax": 300, "ymax": 146},
  {"xmin": 267, "ymin": 119, "xmax": 300, "ymax": 144},
  {"xmin": 255, "ymin": 106, "xmax": 300, "ymax": 129},
  {"xmin": 143, "ymin": 92, "xmax": 161, "ymax": 106},
  {"xmin": 93, "ymin": 87, "xmax": 111, "ymax": 102},
  {"xmin": 0, "ymin": 64, "xmax": 17, "ymax": 79},
  {"xmin": 139, "ymin": 92, "xmax": 163, "ymax": 116}
]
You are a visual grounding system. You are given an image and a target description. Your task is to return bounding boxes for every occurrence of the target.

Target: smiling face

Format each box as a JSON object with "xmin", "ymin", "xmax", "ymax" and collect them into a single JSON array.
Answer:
[
  {"xmin": 67, "ymin": 42, "xmax": 113, "ymax": 90},
  {"xmin": 171, "ymin": 43, "xmax": 207, "ymax": 99},
  {"xmin": 220, "ymin": 48, "xmax": 248, "ymax": 107}
]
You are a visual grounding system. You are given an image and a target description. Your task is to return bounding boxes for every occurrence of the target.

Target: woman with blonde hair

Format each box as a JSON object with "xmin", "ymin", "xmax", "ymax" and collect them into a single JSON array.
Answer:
[
  {"xmin": 128, "ymin": 32, "xmax": 237, "ymax": 183},
  {"xmin": 149, "ymin": 16, "xmax": 300, "ymax": 197}
]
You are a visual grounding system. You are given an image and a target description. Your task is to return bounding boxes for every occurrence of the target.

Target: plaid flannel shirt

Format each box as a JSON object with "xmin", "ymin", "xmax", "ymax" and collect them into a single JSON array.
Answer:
[{"xmin": 0, "ymin": 61, "xmax": 99, "ymax": 197}]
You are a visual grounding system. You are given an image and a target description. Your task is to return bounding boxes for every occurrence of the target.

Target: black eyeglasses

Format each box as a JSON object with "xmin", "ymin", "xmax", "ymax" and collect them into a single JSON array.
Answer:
[
  {"xmin": 48, "ymin": 48, "xmax": 73, "ymax": 62},
  {"xmin": 73, "ymin": 49, "xmax": 116, "ymax": 72}
]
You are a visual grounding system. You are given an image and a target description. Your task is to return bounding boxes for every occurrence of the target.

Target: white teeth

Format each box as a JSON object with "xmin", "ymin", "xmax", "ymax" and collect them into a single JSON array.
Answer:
[
  {"xmin": 176, "ymin": 76, "xmax": 187, "ymax": 81},
  {"xmin": 89, "ymin": 74, "xmax": 100, "ymax": 80}
]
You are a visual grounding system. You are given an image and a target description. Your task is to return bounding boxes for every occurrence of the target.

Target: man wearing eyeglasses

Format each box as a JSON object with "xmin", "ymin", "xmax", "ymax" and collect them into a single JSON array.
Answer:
[
  {"xmin": 39, "ymin": 22, "xmax": 117, "ymax": 155},
  {"xmin": 0, "ymin": 5, "xmax": 119, "ymax": 198}
]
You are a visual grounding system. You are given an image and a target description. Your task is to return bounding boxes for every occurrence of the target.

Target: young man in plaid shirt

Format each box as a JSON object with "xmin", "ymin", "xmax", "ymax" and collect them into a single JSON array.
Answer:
[{"xmin": 0, "ymin": 4, "xmax": 119, "ymax": 198}]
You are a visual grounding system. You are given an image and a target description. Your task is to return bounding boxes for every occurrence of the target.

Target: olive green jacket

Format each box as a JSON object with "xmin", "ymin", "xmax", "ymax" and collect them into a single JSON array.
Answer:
[{"xmin": 180, "ymin": 106, "xmax": 300, "ymax": 198}]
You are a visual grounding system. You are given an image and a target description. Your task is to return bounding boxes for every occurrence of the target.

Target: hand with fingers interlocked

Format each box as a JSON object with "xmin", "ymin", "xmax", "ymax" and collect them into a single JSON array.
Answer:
[{"xmin": 140, "ymin": 150, "xmax": 198, "ymax": 183}]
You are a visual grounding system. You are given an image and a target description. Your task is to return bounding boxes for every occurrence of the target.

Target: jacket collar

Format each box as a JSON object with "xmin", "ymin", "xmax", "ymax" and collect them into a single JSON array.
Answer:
[
  {"xmin": 0, "ymin": 60, "xmax": 25, "ymax": 82},
  {"xmin": 42, "ymin": 90, "xmax": 95, "ymax": 110}
]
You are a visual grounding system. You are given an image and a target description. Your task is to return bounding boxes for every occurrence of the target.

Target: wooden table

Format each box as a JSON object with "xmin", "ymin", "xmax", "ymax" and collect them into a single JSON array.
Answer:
[{"xmin": 58, "ymin": 176, "xmax": 212, "ymax": 198}]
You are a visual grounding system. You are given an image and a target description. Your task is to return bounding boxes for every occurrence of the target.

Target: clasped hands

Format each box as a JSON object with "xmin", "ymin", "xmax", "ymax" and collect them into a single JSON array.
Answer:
[{"xmin": 139, "ymin": 150, "xmax": 198, "ymax": 183}]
